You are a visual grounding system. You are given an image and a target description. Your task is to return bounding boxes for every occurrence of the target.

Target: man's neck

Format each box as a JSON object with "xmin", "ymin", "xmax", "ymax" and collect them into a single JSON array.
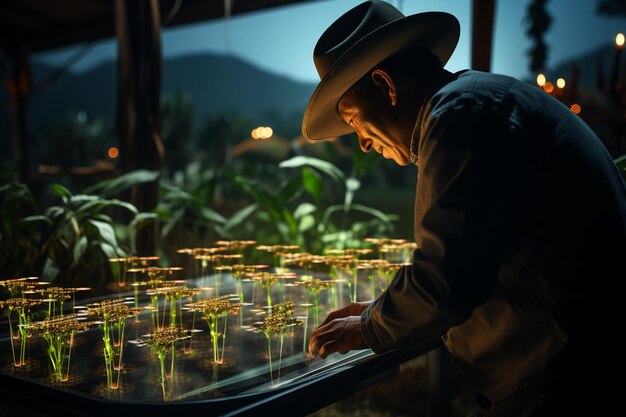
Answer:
[{"xmin": 408, "ymin": 69, "xmax": 457, "ymax": 165}]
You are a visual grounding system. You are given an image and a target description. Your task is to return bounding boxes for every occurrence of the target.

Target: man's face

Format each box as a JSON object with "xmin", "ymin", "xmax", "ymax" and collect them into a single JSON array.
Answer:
[{"xmin": 337, "ymin": 87, "xmax": 413, "ymax": 166}]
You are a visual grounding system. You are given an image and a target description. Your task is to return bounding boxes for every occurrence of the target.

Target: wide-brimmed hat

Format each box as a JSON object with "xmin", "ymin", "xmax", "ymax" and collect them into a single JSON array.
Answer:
[{"xmin": 302, "ymin": 0, "xmax": 460, "ymax": 141}]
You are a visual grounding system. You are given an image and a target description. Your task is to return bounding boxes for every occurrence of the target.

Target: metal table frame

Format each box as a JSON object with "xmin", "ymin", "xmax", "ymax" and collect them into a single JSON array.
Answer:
[{"xmin": 0, "ymin": 342, "xmax": 444, "ymax": 417}]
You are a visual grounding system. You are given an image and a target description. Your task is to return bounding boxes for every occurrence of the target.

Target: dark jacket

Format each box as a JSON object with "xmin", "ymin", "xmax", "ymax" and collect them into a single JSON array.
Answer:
[{"xmin": 361, "ymin": 70, "xmax": 626, "ymax": 401}]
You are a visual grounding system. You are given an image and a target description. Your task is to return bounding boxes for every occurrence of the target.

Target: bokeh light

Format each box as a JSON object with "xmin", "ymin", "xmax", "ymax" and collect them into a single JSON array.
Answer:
[
  {"xmin": 107, "ymin": 147, "xmax": 119, "ymax": 159},
  {"xmin": 543, "ymin": 82, "xmax": 554, "ymax": 93},
  {"xmin": 536, "ymin": 73, "xmax": 546, "ymax": 87},
  {"xmin": 251, "ymin": 126, "xmax": 273, "ymax": 140}
]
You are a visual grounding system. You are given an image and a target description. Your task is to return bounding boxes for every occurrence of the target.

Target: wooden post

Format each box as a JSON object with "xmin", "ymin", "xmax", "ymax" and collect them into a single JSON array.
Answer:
[
  {"xmin": 114, "ymin": 0, "xmax": 164, "ymax": 256},
  {"xmin": 471, "ymin": 0, "xmax": 496, "ymax": 72},
  {"xmin": 7, "ymin": 44, "xmax": 32, "ymax": 184}
]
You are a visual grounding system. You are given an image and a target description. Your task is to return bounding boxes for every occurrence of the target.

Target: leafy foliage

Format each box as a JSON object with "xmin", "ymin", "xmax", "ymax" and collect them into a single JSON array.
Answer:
[
  {"xmin": 230, "ymin": 156, "xmax": 397, "ymax": 253},
  {"xmin": 2, "ymin": 152, "xmax": 402, "ymax": 289},
  {"xmin": 155, "ymin": 162, "xmax": 230, "ymax": 247},
  {"xmin": 525, "ymin": 0, "xmax": 552, "ymax": 72},
  {"xmin": 30, "ymin": 110, "xmax": 116, "ymax": 167},
  {"xmin": 0, "ymin": 172, "xmax": 156, "ymax": 292},
  {"xmin": 161, "ymin": 90, "xmax": 195, "ymax": 175},
  {"xmin": 0, "ymin": 182, "xmax": 40, "ymax": 277}
]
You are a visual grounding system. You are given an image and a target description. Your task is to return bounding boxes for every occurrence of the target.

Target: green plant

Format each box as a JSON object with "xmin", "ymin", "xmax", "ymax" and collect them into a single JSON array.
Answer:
[
  {"xmin": 83, "ymin": 298, "xmax": 141, "ymax": 389},
  {"xmin": 144, "ymin": 326, "xmax": 189, "ymax": 399},
  {"xmin": 8, "ymin": 171, "xmax": 159, "ymax": 292},
  {"xmin": 161, "ymin": 90, "xmax": 195, "ymax": 175},
  {"xmin": 231, "ymin": 156, "xmax": 397, "ymax": 254},
  {"xmin": 0, "ymin": 182, "xmax": 40, "ymax": 277},
  {"xmin": 20, "ymin": 183, "xmax": 133, "ymax": 289},
  {"xmin": 156, "ymin": 162, "xmax": 229, "ymax": 253},
  {"xmin": 296, "ymin": 276, "xmax": 334, "ymax": 350},
  {"xmin": 0, "ymin": 296, "xmax": 43, "ymax": 367},
  {"xmin": 252, "ymin": 301, "xmax": 302, "ymax": 385},
  {"xmin": 28, "ymin": 314, "xmax": 92, "ymax": 382},
  {"xmin": 186, "ymin": 295, "xmax": 241, "ymax": 365}
]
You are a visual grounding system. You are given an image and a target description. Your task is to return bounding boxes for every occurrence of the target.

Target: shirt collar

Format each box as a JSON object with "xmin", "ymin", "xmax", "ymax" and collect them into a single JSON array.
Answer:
[
  {"xmin": 410, "ymin": 87, "xmax": 433, "ymax": 166},
  {"xmin": 409, "ymin": 70, "xmax": 468, "ymax": 166}
]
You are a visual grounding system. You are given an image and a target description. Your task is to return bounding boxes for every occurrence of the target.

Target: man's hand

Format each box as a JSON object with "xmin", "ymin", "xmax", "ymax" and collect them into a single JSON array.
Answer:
[
  {"xmin": 317, "ymin": 301, "xmax": 372, "ymax": 327},
  {"xmin": 308, "ymin": 302, "xmax": 372, "ymax": 359}
]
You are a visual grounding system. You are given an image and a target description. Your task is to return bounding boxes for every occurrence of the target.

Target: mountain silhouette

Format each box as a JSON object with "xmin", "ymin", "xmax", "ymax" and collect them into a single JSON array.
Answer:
[
  {"xmin": 26, "ymin": 52, "xmax": 317, "ymax": 125},
  {"xmin": 2, "ymin": 44, "xmax": 621, "ymax": 148}
]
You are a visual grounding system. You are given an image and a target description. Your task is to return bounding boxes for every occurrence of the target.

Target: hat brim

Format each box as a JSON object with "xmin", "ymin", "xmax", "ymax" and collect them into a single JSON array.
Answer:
[{"xmin": 302, "ymin": 11, "xmax": 460, "ymax": 141}]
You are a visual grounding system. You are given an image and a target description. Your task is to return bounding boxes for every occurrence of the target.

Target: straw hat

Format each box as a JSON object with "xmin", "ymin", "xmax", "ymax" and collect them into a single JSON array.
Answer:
[{"xmin": 302, "ymin": 0, "xmax": 460, "ymax": 141}]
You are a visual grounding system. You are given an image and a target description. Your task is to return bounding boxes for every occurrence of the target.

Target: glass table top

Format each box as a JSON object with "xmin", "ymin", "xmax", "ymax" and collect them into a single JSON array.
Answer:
[{"xmin": 0, "ymin": 263, "xmax": 400, "ymax": 404}]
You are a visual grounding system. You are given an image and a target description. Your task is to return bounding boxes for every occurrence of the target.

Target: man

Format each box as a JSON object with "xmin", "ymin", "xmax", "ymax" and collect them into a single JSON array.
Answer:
[{"xmin": 304, "ymin": 1, "xmax": 626, "ymax": 416}]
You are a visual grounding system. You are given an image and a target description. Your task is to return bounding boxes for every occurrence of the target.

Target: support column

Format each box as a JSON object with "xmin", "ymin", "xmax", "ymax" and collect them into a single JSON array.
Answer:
[
  {"xmin": 114, "ymin": 0, "xmax": 164, "ymax": 256},
  {"xmin": 471, "ymin": 0, "xmax": 497, "ymax": 72},
  {"xmin": 7, "ymin": 44, "xmax": 32, "ymax": 184}
]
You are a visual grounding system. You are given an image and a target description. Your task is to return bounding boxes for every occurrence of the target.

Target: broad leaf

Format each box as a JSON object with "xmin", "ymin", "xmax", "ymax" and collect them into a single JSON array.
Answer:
[
  {"xmin": 322, "ymin": 203, "xmax": 394, "ymax": 227},
  {"xmin": 161, "ymin": 208, "xmax": 184, "ymax": 238},
  {"xmin": 344, "ymin": 177, "xmax": 361, "ymax": 210},
  {"xmin": 19, "ymin": 215, "xmax": 52, "ymax": 224},
  {"xmin": 130, "ymin": 212, "xmax": 158, "ymax": 230},
  {"xmin": 68, "ymin": 195, "xmax": 98, "ymax": 205},
  {"xmin": 283, "ymin": 208, "xmax": 298, "ymax": 237},
  {"xmin": 277, "ymin": 174, "xmax": 304, "ymax": 206},
  {"xmin": 73, "ymin": 235, "xmax": 88, "ymax": 265},
  {"xmin": 78, "ymin": 198, "xmax": 138, "ymax": 215},
  {"xmin": 42, "ymin": 257, "xmax": 60, "ymax": 281},
  {"xmin": 224, "ymin": 204, "xmax": 258, "ymax": 231},
  {"xmin": 299, "ymin": 214, "xmax": 316, "ymax": 233},
  {"xmin": 45, "ymin": 206, "xmax": 65, "ymax": 219},
  {"xmin": 279, "ymin": 156, "xmax": 345, "ymax": 182},
  {"xmin": 302, "ymin": 167, "xmax": 322, "ymax": 204},
  {"xmin": 84, "ymin": 170, "xmax": 160, "ymax": 197},
  {"xmin": 293, "ymin": 202, "xmax": 317, "ymax": 219},
  {"xmin": 200, "ymin": 206, "xmax": 227, "ymax": 224},
  {"xmin": 52, "ymin": 183, "xmax": 72, "ymax": 198},
  {"xmin": 88, "ymin": 219, "xmax": 118, "ymax": 247},
  {"xmin": 99, "ymin": 242, "xmax": 124, "ymax": 276}
]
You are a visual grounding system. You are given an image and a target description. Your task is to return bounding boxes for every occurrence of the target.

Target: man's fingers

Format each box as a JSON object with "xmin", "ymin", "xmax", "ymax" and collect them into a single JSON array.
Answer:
[
  {"xmin": 308, "ymin": 337, "xmax": 318, "ymax": 356},
  {"xmin": 319, "ymin": 309, "xmax": 345, "ymax": 327},
  {"xmin": 308, "ymin": 328, "xmax": 321, "ymax": 355},
  {"xmin": 318, "ymin": 303, "xmax": 364, "ymax": 327},
  {"xmin": 310, "ymin": 322, "xmax": 332, "ymax": 340},
  {"xmin": 308, "ymin": 316, "xmax": 365, "ymax": 358},
  {"xmin": 309, "ymin": 324, "xmax": 333, "ymax": 355},
  {"xmin": 318, "ymin": 340, "xmax": 339, "ymax": 359}
]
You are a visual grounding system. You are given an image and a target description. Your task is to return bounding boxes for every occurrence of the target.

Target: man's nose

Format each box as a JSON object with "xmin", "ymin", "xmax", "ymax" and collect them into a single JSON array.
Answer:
[{"xmin": 359, "ymin": 138, "xmax": 373, "ymax": 153}]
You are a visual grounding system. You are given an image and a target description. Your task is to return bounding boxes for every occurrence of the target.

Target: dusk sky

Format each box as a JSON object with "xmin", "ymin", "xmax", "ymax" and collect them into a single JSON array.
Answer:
[{"xmin": 34, "ymin": 0, "xmax": 626, "ymax": 83}]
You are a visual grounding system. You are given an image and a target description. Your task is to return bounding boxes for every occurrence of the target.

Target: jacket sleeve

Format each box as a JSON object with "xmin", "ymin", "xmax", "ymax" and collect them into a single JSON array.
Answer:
[{"xmin": 361, "ymin": 101, "xmax": 514, "ymax": 354}]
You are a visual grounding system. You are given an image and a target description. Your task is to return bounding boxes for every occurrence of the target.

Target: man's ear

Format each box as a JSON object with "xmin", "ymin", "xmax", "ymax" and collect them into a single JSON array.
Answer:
[{"xmin": 370, "ymin": 68, "xmax": 398, "ymax": 106}]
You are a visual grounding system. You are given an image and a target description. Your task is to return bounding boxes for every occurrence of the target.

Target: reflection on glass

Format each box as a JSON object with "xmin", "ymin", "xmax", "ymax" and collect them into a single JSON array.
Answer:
[
  {"xmin": 0, "ymin": 239, "xmax": 409, "ymax": 402},
  {"xmin": 252, "ymin": 301, "xmax": 302, "ymax": 385},
  {"xmin": 81, "ymin": 298, "xmax": 140, "ymax": 389},
  {"xmin": 27, "ymin": 314, "xmax": 92, "ymax": 382},
  {"xmin": 186, "ymin": 295, "xmax": 241, "ymax": 365},
  {"xmin": 143, "ymin": 327, "xmax": 189, "ymax": 400}
]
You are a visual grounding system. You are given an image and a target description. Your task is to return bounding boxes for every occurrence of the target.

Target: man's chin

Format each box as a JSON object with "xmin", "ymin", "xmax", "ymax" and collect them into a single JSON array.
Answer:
[{"xmin": 391, "ymin": 156, "xmax": 411, "ymax": 166}]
